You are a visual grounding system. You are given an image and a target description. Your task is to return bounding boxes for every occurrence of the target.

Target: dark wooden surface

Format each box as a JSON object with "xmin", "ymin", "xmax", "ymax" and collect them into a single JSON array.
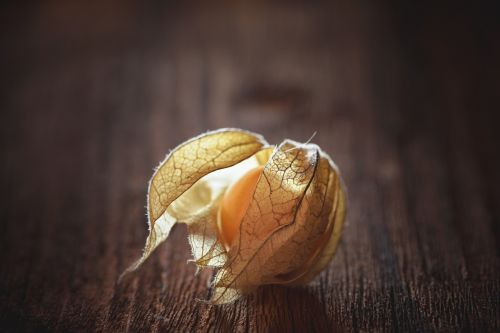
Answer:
[{"xmin": 1, "ymin": 1, "xmax": 499, "ymax": 332}]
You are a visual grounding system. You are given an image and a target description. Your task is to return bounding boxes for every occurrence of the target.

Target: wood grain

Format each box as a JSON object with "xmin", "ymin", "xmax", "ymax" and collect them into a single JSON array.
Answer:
[{"xmin": 1, "ymin": 1, "xmax": 498, "ymax": 332}]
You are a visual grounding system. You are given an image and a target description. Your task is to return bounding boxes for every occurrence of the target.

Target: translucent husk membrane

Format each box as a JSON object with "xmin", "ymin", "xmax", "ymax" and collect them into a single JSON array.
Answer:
[{"xmin": 121, "ymin": 128, "xmax": 346, "ymax": 304}]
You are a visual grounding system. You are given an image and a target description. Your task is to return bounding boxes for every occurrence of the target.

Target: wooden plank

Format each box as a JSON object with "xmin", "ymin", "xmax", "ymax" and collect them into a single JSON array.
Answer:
[{"xmin": 0, "ymin": 1, "xmax": 498, "ymax": 332}]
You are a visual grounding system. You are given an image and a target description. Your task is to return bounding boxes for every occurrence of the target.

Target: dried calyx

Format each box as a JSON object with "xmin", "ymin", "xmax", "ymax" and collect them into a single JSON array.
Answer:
[{"xmin": 122, "ymin": 128, "xmax": 346, "ymax": 304}]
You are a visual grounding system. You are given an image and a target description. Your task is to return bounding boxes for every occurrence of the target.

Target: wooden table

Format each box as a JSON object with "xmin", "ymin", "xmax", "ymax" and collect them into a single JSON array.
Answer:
[{"xmin": 1, "ymin": 1, "xmax": 498, "ymax": 332}]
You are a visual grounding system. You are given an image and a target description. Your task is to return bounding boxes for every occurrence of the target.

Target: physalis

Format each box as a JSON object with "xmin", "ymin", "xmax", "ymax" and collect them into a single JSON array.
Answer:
[{"xmin": 122, "ymin": 128, "xmax": 346, "ymax": 304}]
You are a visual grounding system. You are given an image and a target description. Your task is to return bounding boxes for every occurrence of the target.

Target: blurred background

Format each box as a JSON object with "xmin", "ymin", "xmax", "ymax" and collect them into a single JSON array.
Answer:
[{"xmin": 1, "ymin": 1, "xmax": 498, "ymax": 332}]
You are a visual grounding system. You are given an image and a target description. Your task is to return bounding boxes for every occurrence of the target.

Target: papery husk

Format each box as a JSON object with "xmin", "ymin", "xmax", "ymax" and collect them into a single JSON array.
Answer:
[
  {"xmin": 122, "ymin": 129, "xmax": 346, "ymax": 306},
  {"xmin": 120, "ymin": 129, "xmax": 267, "ymax": 279},
  {"xmin": 210, "ymin": 140, "xmax": 345, "ymax": 304}
]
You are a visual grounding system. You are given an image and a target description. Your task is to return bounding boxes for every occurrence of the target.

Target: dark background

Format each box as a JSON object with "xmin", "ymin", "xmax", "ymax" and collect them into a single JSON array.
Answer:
[{"xmin": 1, "ymin": 1, "xmax": 499, "ymax": 332}]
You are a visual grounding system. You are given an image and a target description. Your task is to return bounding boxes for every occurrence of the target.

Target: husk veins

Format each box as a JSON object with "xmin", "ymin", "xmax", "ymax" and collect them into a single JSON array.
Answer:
[{"xmin": 122, "ymin": 128, "xmax": 346, "ymax": 304}]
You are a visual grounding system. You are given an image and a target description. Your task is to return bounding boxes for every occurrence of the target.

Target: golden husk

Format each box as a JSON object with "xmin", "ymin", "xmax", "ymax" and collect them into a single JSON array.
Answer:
[{"xmin": 122, "ymin": 128, "xmax": 346, "ymax": 304}]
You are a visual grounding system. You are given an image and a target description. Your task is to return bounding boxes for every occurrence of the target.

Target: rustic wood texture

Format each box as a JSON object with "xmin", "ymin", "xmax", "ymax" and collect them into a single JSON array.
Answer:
[{"xmin": 1, "ymin": 1, "xmax": 498, "ymax": 332}]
